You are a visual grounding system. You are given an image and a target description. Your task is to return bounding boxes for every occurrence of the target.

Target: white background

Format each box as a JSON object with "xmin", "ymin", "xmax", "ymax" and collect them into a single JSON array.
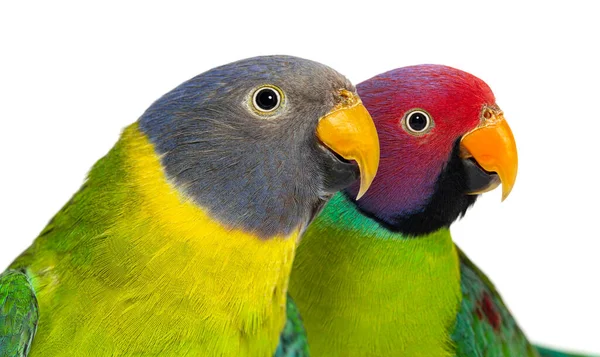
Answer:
[{"xmin": 1, "ymin": 1, "xmax": 598, "ymax": 354}]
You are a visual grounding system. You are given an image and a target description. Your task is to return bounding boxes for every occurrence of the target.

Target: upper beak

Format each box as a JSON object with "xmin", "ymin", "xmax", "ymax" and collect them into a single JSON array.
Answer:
[
  {"xmin": 460, "ymin": 108, "xmax": 518, "ymax": 201},
  {"xmin": 316, "ymin": 90, "xmax": 380, "ymax": 200}
]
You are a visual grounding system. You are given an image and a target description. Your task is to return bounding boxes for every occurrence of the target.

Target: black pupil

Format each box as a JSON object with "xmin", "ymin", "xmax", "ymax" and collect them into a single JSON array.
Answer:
[
  {"xmin": 408, "ymin": 112, "xmax": 428, "ymax": 131},
  {"xmin": 256, "ymin": 89, "xmax": 279, "ymax": 111}
]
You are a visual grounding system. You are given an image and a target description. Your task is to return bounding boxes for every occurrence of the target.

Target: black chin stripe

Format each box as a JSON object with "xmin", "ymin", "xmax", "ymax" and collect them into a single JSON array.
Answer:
[{"xmin": 350, "ymin": 140, "xmax": 477, "ymax": 237}]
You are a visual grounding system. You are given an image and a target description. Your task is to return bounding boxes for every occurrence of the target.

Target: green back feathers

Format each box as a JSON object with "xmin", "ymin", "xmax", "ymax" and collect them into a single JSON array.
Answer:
[
  {"xmin": 11, "ymin": 124, "xmax": 132, "ymax": 272},
  {"xmin": 275, "ymin": 296, "xmax": 310, "ymax": 357},
  {"xmin": 451, "ymin": 248, "xmax": 539, "ymax": 356},
  {"xmin": 0, "ymin": 270, "xmax": 38, "ymax": 357}
]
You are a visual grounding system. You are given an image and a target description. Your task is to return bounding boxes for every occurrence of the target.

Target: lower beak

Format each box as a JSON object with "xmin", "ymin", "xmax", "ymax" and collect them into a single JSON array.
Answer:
[
  {"xmin": 316, "ymin": 95, "xmax": 380, "ymax": 200},
  {"xmin": 460, "ymin": 112, "xmax": 518, "ymax": 201}
]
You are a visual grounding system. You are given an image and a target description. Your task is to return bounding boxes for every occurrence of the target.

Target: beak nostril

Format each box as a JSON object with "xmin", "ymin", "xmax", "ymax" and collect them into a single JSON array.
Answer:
[
  {"xmin": 338, "ymin": 89, "xmax": 358, "ymax": 107},
  {"xmin": 483, "ymin": 110, "xmax": 493, "ymax": 120},
  {"xmin": 339, "ymin": 89, "xmax": 352, "ymax": 98}
]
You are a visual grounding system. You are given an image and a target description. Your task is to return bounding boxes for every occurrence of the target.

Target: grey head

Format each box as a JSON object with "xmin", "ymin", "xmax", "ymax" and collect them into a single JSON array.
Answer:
[{"xmin": 139, "ymin": 55, "xmax": 379, "ymax": 238}]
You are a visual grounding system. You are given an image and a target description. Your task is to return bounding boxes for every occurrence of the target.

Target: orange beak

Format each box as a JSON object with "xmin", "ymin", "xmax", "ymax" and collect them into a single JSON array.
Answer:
[
  {"xmin": 316, "ymin": 90, "xmax": 380, "ymax": 200},
  {"xmin": 460, "ymin": 108, "xmax": 518, "ymax": 201}
]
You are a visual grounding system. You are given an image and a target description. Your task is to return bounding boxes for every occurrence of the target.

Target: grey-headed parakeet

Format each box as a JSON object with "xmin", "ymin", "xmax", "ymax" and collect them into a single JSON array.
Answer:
[{"xmin": 0, "ymin": 55, "xmax": 380, "ymax": 356}]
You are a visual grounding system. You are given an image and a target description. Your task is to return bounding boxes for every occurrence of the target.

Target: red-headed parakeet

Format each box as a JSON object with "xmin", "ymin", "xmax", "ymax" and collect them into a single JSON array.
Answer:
[{"xmin": 290, "ymin": 65, "xmax": 589, "ymax": 357}]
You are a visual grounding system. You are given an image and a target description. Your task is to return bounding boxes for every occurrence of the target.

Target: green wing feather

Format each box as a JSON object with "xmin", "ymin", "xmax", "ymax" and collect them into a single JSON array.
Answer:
[
  {"xmin": 451, "ymin": 247, "xmax": 539, "ymax": 357},
  {"xmin": 274, "ymin": 295, "xmax": 310, "ymax": 357},
  {"xmin": 0, "ymin": 270, "xmax": 38, "ymax": 357}
]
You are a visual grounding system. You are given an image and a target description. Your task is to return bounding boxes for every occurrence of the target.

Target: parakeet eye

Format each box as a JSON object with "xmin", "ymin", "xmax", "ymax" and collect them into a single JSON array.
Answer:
[
  {"xmin": 252, "ymin": 86, "xmax": 283, "ymax": 113},
  {"xmin": 403, "ymin": 109, "xmax": 433, "ymax": 135}
]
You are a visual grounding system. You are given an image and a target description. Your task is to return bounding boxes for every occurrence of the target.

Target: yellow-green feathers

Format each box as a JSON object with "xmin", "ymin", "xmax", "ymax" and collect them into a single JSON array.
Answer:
[{"xmin": 11, "ymin": 125, "xmax": 298, "ymax": 356}]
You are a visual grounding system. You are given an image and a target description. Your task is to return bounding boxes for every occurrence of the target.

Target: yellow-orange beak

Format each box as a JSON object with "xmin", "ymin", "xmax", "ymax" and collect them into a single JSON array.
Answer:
[
  {"xmin": 316, "ymin": 90, "xmax": 380, "ymax": 199},
  {"xmin": 460, "ymin": 108, "xmax": 518, "ymax": 201}
]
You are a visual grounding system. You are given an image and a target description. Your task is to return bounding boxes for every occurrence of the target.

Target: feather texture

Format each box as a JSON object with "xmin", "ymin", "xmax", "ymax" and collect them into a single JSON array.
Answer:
[
  {"xmin": 0, "ymin": 270, "xmax": 38, "ymax": 357},
  {"xmin": 274, "ymin": 296, "xmax": 310, "ymax": 357},
  {"xmin": 451, "ymin": 249, "xmax": 539, "ymax": 356},
  {"xmin": 290, "ymin": 193, "xmax": 541, "ymax": 357},
  {"xmin": 290, "ymin": 193, "xmax": 462, "ymax": 356},
  {"xmin": 7, "ymin": 125, "xmax": 298, "ymax": 356}
]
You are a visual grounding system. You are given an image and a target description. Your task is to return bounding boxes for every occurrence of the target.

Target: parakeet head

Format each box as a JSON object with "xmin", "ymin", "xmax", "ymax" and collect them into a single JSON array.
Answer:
[
  {"xmin": 139, "ymin": 55, "xmax": 379, "ymax": 238},
  {"xmin": 347, "ymin": 65, "xmax": 517, "ymax": 236}
]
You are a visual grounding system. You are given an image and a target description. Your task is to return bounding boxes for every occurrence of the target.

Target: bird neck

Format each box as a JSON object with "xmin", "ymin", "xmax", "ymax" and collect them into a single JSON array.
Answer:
[
  {"xmin": 19, "ymin": 123, "xmax": 297, "ymax": 355},
  {"xmin": 289, "ymin": 193, "xmax": 462, "ymax": 357}
]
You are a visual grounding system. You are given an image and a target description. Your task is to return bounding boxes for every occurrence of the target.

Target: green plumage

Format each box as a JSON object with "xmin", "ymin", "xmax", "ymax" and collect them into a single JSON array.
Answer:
[
  {"xmin": 451, "ymin": 249, "xmax": 539, "ymax": 356},
  {"xmin": 291, "ymin": 193, "xmax": 597, "ymax": 357},
  {"xmin": 275, "ymin": 297, "xmax": 310, "ymax": 357},
  {"xmin": 290, "ymin": 193, "xmax": 541, "ymax": 356},
  {"xmin": 0, "ymin": 271, "xmax": 38, "ymax": 357},
  {"xmin": 0, "ymin": 125, "xmax": 303, "ymax": 356}
]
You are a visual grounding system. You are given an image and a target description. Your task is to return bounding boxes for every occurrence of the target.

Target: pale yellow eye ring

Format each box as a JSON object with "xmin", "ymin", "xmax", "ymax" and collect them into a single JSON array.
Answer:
[{"xmin": 251, "ymin": 85, "xmax": 284, "ymax": 114}]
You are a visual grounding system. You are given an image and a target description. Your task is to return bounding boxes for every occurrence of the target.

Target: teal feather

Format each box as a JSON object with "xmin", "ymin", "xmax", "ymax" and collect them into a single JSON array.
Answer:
[{"xmin": 536, "ymin": 346, "xmax": 596, "ymax": 357}]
